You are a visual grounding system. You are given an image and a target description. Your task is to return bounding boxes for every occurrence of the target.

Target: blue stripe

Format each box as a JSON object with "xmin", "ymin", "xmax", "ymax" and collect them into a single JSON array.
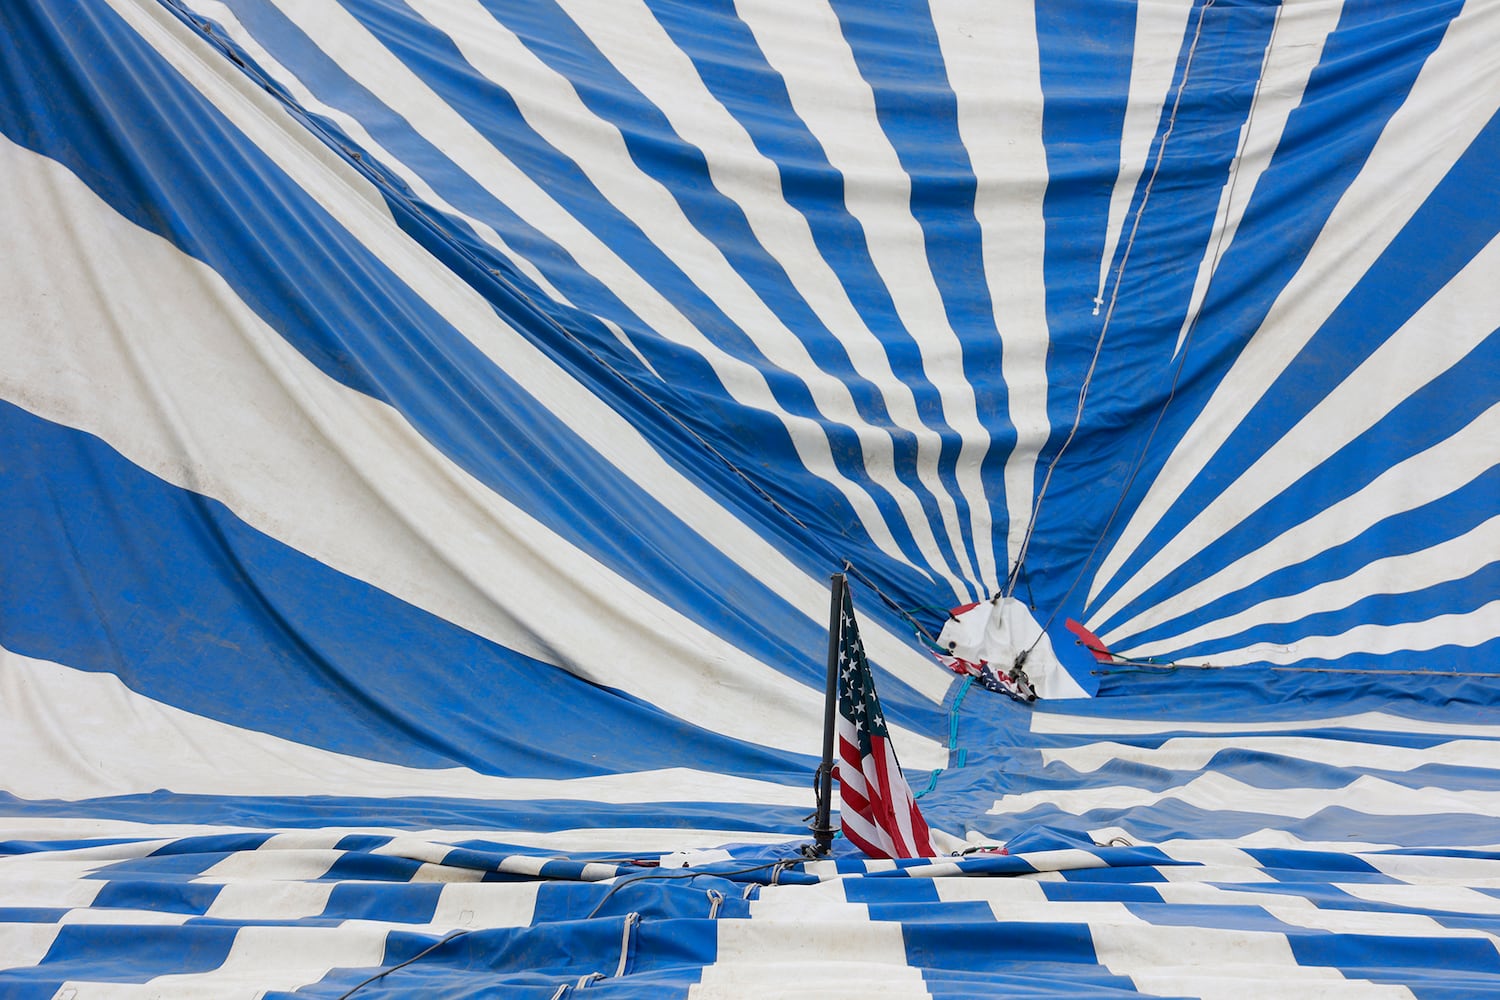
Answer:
[
  {"xmin": 91, "ymin": 879, "xmax": 222, "ymax": 916},
  {"xmin": 645, "ymin": 0, "xmax": 994, "ymax": 601},
  {"xmin": 0, "ymin": 401, "xmax": 811, "ymax": 778},
  {"xmin": 0, "ymin": 790, "xmax": 816, "ymax": 838},
  {"xmin": 1289, "ymin": 932, "xmax": 1500, "ymax": 980},
  {"xmin": 39, "ymin": 924, "xmax": 239, "ymax": 983},
  {"xmin": 0, "ymin": 909, "xmax": 66, "ymax": 924},
  {"xmin": 323, "ymin": 882, "xmax": 443, "ymax": 922},
  {"xmin": 1020, "ymin": 0, "xmax": 1138, "ymax": 627},
  {"xmin": 903, "ymin": 920, "xmax": 1100, "ymax": 970}
]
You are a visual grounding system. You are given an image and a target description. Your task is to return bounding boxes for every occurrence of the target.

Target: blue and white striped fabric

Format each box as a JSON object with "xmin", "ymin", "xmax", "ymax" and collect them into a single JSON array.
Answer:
[
  {"xmin": 10, "ymin": 670, "xmax": 1500, "ymax": 996},
  {"xmin": 2, "ymin": 0, "xmax": 1497, "ymax": 994}
]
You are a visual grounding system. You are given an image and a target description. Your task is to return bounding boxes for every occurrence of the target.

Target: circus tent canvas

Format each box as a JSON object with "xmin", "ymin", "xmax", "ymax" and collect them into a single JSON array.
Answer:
[{"xmin": 2, "ymin": 0, "xmax": 1498, "ymax": 995}]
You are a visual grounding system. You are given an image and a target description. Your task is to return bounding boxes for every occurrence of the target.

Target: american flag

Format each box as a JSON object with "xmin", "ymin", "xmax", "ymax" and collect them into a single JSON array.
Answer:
[{"xmin": 833, "ymin": 587, "xmax": 937, "ymax": 859}]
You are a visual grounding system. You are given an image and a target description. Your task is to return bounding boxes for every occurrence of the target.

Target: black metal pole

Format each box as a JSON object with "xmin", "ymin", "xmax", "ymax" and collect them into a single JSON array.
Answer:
[{"xmin": 809, "ymin": 572, "xmax": 845, "ymax": 856}]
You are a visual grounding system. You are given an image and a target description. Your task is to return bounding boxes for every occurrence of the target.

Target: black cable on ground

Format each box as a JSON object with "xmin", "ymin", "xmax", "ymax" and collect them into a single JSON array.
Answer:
[{"xmin": 334, "ymin": 929, "xmax": 470, "ymax": 1000}]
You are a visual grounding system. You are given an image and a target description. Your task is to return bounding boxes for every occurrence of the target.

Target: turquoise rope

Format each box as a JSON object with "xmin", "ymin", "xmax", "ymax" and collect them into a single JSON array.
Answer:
[
  {"xmin": 949, "ymin": 675, "xmax": 974, "ymax": 746},
  {"xmin": 913, "ymin": 675, "xmax": 973, "ymax": 799}
]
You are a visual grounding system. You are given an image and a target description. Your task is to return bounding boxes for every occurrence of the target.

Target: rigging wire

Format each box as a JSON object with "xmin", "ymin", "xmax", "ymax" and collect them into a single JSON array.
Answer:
[
  {"xmin": 1021, "ymin": 0, "xmax": 1285, "ymax": 661},
  {"xmin": 170, "ymin": 2, "xmax": 1040, "ymax": 661},
  {"xmin": 334, "ymin": 930, "xmax": 469, "ymax": 1000},
  {"xmin": 1004, "ymin": 0, "xmax": 1219, "ymax": 604},
  {"xmin": 840, "ymin": 559, "xmax": 944, "ymax": 648},
  {"xmin": 171, "ymin": 0, "xmax": 1289, "ymax": 672},
  {"xmin": 164, "ymin": 3, "xmax": 916, "ymax": 621}
]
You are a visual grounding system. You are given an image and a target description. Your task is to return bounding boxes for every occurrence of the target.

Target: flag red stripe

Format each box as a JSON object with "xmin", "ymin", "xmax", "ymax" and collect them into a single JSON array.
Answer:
[{"xmin": 829, "ymin": 589, "xmax": 937, "ymax": 859}]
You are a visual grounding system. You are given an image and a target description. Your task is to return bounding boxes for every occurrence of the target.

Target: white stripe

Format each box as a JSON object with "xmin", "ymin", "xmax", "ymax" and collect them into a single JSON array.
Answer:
[
  {"xmin": 251, "ymin": 0, "xmax": 947, "ymax": 596},
  {"xmin": 1093, "ymin": 0, "xmax": 1196, "ymax": 312},
  {"xmin": 493, "ymin": 856, "xmax": 549, "ymax": 879},
  {"xmin": 0, "ymin": 878, "xmax": 105, "ymax": 910},
  {"xmin": 1126, "ymin": 973, "xmax": 1409, "ymax": 999},
  {"xmin": 1044, "ymin": 734, "xmax": 1500, "ymax": 776},
  {"xmin": 695, "ymin": 921, "xmax": 926, "ymax": 999},
  {"xmin": 1340, "ymin": 883, "xmax": 1500, "ymax": 915},
  {"xmin": 836, "ymin": 742, "xmax": 872, "ymax": 803},
  {"xmin": 990, "ymin": 771, "xmax": 1500, "ymax": 820},
  {"xmin": 58, "ymin": 908, "xmax": 191, "ymax": 927},
  {"xmin": 429, "ymin": 881, "xmax": 542, "ymax": 927},
  {"xmin": 1149, "ymin": 839, "xmax": 1268, "ymax": 872},
  {"xmin": 1197, "ymin": 598, "xmax": 1500, "ymax": 667},
  {"xmin": 1173, "ymin": 0, "xmax": 1343, "ymax": 356},
  {"xmin": 0, "ymin": 818, "xmax": 807, "ymax": 855},
  {"xmin": 952, "ymin": 894, "xmax": 1147, "ymax": 927},
  {"xmin": 1152, "ymin": 881, "xmax": 1317, "ymax": 910},
  {"xmin": 1105, "ymin": 400, "xmax": 1500, "ymax": 652},
  {"xmin": 0, "ymin": 645, "xmax": 812, "ymax": 807},
  {"xmin": 1087, "ymin": 0, "xmax": 1500, "ymax": 610},
  {"xmin": 931, "ymin": 877, "xmax": 1047, "ymax": 904},
  {"xmin": 412, "ymin": 863, "xmax": 482, "ymax": 884},
  {"xmin": 247, "ymin": 830, "xmax": 354, "ymax": 851},
  {"xmin": 1094, "ymin": 927, "xmax": 1362, "ymax": 998},
  {"xmin": 1033, "ymin": 708, "xmax": 1500, "ymax": 738},
  {"xmin": 929, "ymin": 0, "xmax": 1052, "ymax": 584},
  {"xmin": 1358, "ymin": 852, "xmax": 1500, "ymax": 885},
  {"xmin": 1158, "ymin": 865, "xmax": 1277, "ymax": 884},
  {"xmin": 1121, "ymin": 514, "xmax": 1500, "ymax": 660},
  {"xmin": 1167, "ymin": 888, "xmax": 1492, "ymax": 939},
  {"xmin": 736, "ymin": 0, "xmax": 999, "ymax": 592},
  {"xmin": 206, "ymin": 881, "xmax": 337, "ymax": 921},
  {"xmin": 556, "ymin": 0, "xmax": 988, "ymax": 595},
  {"xmin": 1098, "ymin": 230, "xmax": 1500, "ymax": 645},
  {"xmin": 138, "ymin": 925, "xmax": 389, "ymax": 998},
  {"xmin": 193, "ymin": 848, "xmax": 343, "ymax": 885},
  {"xmin": 1157, "ymin": 829, "xmax": 1400, "ymax": 854},
  {"xmin": 750, "ymin": 879, "xmax": 862, "ymax": 921},
  {"xmin": 1010, "ymin": 849, "xmax": 1109, "ymax": 874},
  {"xmin": 0, "ymin": 926, "xmax": 63, "ymax": 972},
  {"xmin": 370, "ymin": 839, "xmax": 459, "ymax": 867}
]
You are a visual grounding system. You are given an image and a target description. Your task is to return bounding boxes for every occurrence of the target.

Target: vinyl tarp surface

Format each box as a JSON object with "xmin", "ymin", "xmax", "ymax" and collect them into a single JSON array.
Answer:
[{"xmin": 2, "ymin": 0, "xmax": 1498, "ymax": 995}]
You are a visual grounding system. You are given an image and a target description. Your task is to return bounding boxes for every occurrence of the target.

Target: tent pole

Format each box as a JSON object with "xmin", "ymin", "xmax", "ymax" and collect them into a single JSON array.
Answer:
[{"xmin": 810, "ymin": 572, "xmax": 845, "ymax": 856}]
